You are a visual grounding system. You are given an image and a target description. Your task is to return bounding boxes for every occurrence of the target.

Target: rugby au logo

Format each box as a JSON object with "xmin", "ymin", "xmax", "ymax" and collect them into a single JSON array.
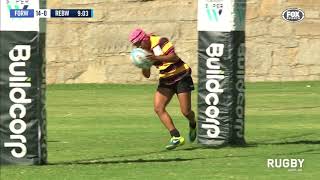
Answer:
[
  {"xmin": 267, "ymin": 159, "xmax": 304, "ymax": 171},
  {"xmin": 282, "ymin": 8, "xmax": 305, "ymax": 22}
]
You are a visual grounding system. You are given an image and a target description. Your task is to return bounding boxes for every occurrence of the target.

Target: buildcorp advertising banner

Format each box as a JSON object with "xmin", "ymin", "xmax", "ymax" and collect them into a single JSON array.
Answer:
[
  {"xmin": 0, "ymin": 0, "xmax": 47, "ymax": 165},
  {"xmin": 197, "ymin": 0, "xmax": 246, "ymax": 146}
]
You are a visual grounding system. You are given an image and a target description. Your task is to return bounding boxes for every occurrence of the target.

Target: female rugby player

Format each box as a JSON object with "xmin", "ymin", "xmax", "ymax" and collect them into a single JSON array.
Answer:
[{"xmin": 129, "ymin": 28, "xmax": 196, "ymax": 150}]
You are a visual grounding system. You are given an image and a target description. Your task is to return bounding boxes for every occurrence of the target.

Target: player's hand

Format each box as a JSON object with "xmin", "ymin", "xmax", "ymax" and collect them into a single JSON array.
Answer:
[{"xmin": 146, "ymin": 54, "xmax": 158, "ymax": 62}]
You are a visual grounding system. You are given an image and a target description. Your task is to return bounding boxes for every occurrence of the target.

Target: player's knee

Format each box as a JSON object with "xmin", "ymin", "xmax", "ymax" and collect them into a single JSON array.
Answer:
[{"xmin": 154, "ymin": 106, "xmax": 165, "ymax": 115}]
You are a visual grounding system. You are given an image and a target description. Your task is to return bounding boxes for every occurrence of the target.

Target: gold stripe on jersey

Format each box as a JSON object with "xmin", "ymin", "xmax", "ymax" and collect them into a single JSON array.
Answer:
[
  {"xmin": 158, "ymin": 62, "xmax": 173, "ymax": 70},
  {"xmin": 150, "ymin": 36, "xmax": 161, "ymax": 49},
  {"xmin": 159, "ymin": 64, "xmax": 190, "ymax": 78},
  {"xmin": 162, "ymin": 42, "xmax": 173, "ymax": 54}
]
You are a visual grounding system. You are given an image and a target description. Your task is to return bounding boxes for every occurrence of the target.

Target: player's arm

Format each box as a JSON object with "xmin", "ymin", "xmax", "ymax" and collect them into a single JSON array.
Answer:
[
  {"xmin": 147, "ymin": 53, "xmax": 179, "ymax": 63},
  {"xmin": 142, "ymin": 68, "xmax": 150, "ymax": 78}
]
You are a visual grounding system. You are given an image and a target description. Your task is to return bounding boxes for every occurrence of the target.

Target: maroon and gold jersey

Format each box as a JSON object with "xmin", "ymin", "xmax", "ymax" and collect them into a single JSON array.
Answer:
[{"xmin": 150, "ymin": 35, "xmax": 191, "ymax": 84}]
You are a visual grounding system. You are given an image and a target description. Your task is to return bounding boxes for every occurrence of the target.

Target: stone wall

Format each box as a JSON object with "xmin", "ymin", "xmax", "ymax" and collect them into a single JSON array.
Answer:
[{"xmin": 46, "ymin": 0, "xmax": 320, "ymax": 84}]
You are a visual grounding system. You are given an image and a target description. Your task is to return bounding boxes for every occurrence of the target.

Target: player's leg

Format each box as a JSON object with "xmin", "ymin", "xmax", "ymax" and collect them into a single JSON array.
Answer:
[
  {"xmin": 177, "ymin": 92, "xmax": 197, "ymax": 142},
  {"xmin": 154, "ymin": 88, "xmax": 175, "ymax": 132},
  {"xmin": 177, "ymin": 91, "xmax": 196, "ymax": 125},
  {"xmin": 176, "ymin": 76, "xmax": 197, "ymax": 142},
  {"xmin": 154, "ymin": 88, "xmax": 185, "ymax": 149}
]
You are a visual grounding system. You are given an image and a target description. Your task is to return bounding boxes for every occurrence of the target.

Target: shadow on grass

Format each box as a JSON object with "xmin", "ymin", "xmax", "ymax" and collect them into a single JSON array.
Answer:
[
  {"xmin": 48, "ymin": 157, "xmax": 204, "ymax": 166},
  {"xmin": 48, "ymin": 145, "xmax": 259, "ymax": 166},
  {"xmin": 48, "ymin": 147, "xmax": 206, "ymax": 166},
  {"xmin": 269, "ymin": 140, "xmax": 320, "ymax": 145},
  {"xmin": 254, "ymin": 105, "xmax": 320, "ymax": 111},
  {"xmin": 47, "ymin": 140, "xmax": 61, "ymax": 143},
  {"xmin": 178, "ymin": 144, "xmax": 258, "ymax": 150},
  {"xmin": 47, "ymin": 143, "xmax": 320, "ymax": 166},
  {"xmin": 249, "ymin": 132, "xmax": 320, "ymax": 146},
  {"xmin": 251, "ymin": 140, "xmax": 320, "ymax": 146},
  {"xmin": 47, "ymin": 134, "xmax": 320, "ymax": 166}
]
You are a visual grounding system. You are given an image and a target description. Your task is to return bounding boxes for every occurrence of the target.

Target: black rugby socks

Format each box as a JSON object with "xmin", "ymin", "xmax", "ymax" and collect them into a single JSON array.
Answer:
[{"xmin": 170, "ymin": 128, "xmax": 180, "ymax": 137}]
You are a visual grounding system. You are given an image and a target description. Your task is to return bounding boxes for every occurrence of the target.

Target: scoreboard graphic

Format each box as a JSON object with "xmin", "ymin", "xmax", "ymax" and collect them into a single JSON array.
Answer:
[{"xmin": 10, "ymin": 9, "xmax": 94, "ymax": 18}]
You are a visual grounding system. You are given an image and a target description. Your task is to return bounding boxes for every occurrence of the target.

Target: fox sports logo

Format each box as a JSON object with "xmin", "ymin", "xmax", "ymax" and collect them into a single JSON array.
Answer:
[{"xmin": 282, "ymin": 8, "xmax": 304, "ymax": 22}]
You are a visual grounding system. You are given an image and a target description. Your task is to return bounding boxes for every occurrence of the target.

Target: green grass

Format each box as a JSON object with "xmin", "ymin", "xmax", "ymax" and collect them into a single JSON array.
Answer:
[{"xmin": 1, "ymin": 81, "xmax": 320, "ymax": 180}]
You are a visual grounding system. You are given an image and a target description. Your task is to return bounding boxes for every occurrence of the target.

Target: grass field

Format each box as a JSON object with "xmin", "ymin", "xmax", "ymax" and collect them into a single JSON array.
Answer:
[{"xmin": 1, "ymin": 81, "xmax": 320, "ymax": 180}]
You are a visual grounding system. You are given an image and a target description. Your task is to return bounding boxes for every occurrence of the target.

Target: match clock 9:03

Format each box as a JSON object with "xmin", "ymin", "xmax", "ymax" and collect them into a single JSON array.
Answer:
[{"xmin": 77, "ymin": 10, "xmax": 90, "ymax": 17}]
